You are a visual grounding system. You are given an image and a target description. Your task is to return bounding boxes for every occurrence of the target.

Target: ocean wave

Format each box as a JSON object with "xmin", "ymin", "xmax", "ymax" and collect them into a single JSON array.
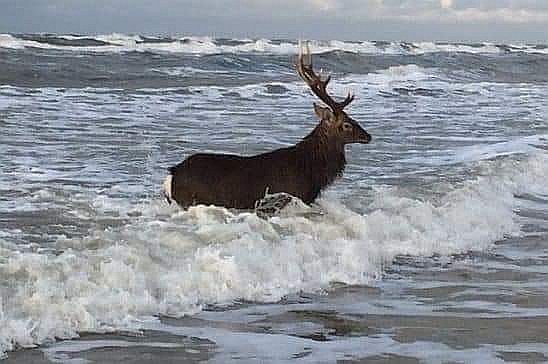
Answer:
[
  {"xmin": 1, "ymin": 33, "xmax": 548, "ymax": 55},
  {"xmin": 0, "ymin": 64, "xmax": 431, "ymax": 100},
  {"xmin": 0, "ymin": 66, "xmax": 537, "ymax": 115},
  {"xmin": 1, "ymin": 151, "xmax": 547, "ymax": 358}
]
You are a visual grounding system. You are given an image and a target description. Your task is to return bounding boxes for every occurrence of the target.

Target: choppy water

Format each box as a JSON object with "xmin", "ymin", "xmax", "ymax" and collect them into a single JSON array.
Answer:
[{"xmin": 1, "ymin": 33, "xmax": 548, "ymax": 363}]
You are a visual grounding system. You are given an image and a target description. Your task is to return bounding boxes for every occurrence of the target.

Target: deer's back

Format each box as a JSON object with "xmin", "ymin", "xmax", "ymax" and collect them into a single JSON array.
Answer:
[{"xmin": 169, "ymin": 147, "xmax": 311, "ymax": 209}]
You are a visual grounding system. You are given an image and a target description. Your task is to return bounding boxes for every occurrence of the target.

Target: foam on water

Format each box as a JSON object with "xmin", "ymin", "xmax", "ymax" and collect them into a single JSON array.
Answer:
[
  {"xmin": 2, "ymin": 33, "xmax": 548, "ymax": 55},
  {"xmin": 140, "ymin": 322, "xmax": 548, "ymax": 364},
  {"xmin": 0, "ymin": 34, "xmax": 25, "ymax": 49},
  {"xmin": 94, "ymin": 33, "xmax": 144, "ymax": 46},
  {"xmin": 1, "ymin": 152, "xmax": 547, "ymax": 357},
  {"xmin": 1, "ymin": 32, "xmax": 548, "ymax": 362}
]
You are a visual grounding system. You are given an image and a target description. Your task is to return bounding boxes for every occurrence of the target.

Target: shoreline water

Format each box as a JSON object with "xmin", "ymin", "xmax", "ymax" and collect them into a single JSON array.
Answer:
[{"xmin": 1, "ymin": 33, "xmax": 548, "ymax": 362}]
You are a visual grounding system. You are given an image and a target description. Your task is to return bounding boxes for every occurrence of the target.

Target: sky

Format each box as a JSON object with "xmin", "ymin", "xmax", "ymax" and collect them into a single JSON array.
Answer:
[{"xmin": 1, "ymin": 0, "xmax": 548, "ymax": 42}]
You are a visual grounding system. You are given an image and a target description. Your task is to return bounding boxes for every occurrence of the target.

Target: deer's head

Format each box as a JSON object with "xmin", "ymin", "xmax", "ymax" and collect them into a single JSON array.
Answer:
[
  {"xmin": 312, "ymin": 103, "xmax": 371, "ymax": 145},
  {"xmin": 296, "ymin": 43, "xmax": 371, "ymax": 146}
]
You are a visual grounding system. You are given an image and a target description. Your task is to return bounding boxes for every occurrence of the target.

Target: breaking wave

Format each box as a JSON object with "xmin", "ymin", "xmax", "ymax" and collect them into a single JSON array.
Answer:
[
  {"xmin": 1, "ymin": 33, "xmax": 547, "ymax": 55},
  {"xmin": 1, "ymin": 152, "xmax": 547, "ymax": 357}
]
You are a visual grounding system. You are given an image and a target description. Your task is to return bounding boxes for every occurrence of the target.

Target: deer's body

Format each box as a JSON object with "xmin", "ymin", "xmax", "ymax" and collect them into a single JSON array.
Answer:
[
  {"xmin": 163, "ymin": 44, "xmax": 371, "ymax": 210},
  {"xmin": 166, "ymin": 123, "xmax": 346, "ymax": 209}
]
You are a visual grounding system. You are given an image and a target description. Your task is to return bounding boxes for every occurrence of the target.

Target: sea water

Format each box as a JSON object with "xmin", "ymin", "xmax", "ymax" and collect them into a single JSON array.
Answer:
[{"xmin": 1, "ymin": 34, "xmax": 548, "ymax": 363}]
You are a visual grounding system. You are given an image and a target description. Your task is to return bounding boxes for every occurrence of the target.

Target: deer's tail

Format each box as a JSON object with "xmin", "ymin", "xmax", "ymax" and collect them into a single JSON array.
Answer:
[{"xmin": 162, "ymin": 173, "xmax": 173, "ymax": 204}]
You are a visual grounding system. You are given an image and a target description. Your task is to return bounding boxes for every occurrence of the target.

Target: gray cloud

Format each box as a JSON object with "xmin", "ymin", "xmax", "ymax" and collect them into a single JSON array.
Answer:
[{"xmin": 1, "ymin": 0, "xmax": 547, "ymax": 41}]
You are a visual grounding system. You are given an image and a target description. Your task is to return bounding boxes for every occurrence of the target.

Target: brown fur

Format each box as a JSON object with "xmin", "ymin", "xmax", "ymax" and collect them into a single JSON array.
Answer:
[
  {"xmin": 168, "ymin": 105, "xmax": 371, "ymax": 209},
  {"xmin": 167, "ymin": 46, "xmax": 370, "ymax": 209}
]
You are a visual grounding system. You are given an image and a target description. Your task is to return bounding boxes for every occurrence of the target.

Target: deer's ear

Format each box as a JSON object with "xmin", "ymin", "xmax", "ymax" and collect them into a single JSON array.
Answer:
[{"xmin": 313, "ymin": 103, "xmax": 335, "ymax": 122}]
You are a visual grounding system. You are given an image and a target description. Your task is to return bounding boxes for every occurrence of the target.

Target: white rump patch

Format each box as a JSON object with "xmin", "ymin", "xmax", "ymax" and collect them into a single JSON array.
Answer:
[{"xmin": 162, "ymin": 174, "xmax": 173, "ymax": 203}]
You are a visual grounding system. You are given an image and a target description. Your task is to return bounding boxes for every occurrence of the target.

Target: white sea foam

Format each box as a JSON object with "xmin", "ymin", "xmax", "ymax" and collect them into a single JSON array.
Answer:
[
  {"xmin": 0, "ymin": 34, "xmax": 53, "ymax": 50},
  {"xmin": 0, "ymin": 34, "xmax": 25, "ymax": 49},
  {"xmin": 2, "ymin": 33, "xmax": 547, "ymax": 55},
  {"xmin": 413, "ymin": 41, "xmax": 501, "ymax": 54},
  {"xmin": 145, "ymin": 64, "xmax": 438, "ymax": 101},
  {"xmin": 360, "ymin": 64, "xmax": 437, "ymax": 87},
  {"xmin": 140, "ymin": 323, "xmax": 548, "ymax": 364},
  {"xmin": 95, "ymin": 33, "xmax": 144, "ymax": 46},
  {"xmin": 162, "ymin": 174, "xmax": 173, "ymax": 203},
  {"xmin": 403, "ymin": 134, "xmax": 548, "ymax": 166},
  {"xmin": 1, "ymin": 152, "xmax": 547, "ymax": 357}
]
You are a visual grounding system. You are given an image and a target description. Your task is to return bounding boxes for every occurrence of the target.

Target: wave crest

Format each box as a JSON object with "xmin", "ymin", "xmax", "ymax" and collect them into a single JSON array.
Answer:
[
  {"xmin": 2, "ymin": 33, "xmax": 547, "ymax": 55},
  {"xmin": 2, "ymin": 152, "xmax": 546, "ymax": 357}
]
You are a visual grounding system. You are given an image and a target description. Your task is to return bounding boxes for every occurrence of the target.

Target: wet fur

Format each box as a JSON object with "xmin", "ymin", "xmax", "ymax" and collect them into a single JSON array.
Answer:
[{"xmin": 168, "ymin": 121, "xmax": 346, "ymax": 209}]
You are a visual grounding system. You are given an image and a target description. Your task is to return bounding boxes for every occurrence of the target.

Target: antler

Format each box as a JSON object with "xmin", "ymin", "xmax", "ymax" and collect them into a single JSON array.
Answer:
[{"xmin": 295, "ymin": 41, "xmax": 354, "ymax": 113}]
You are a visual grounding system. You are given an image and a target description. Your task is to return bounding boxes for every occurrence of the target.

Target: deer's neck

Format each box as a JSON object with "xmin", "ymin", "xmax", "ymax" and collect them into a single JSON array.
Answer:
[{"xmin": 297, "ymin": 123, "xmax": 346, "ymax": 192}]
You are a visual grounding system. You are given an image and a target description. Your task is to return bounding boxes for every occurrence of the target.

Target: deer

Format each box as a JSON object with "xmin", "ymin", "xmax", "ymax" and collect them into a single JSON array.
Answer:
[{"xmin": 162, "ymin": 43, "xmax": 371, "ymax": 210}]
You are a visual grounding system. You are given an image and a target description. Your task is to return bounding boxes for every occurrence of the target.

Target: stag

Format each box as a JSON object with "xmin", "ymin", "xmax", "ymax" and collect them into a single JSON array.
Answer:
[{"xmin": 162, "ymin": 44, "xmax": 371, "ymax": 209}]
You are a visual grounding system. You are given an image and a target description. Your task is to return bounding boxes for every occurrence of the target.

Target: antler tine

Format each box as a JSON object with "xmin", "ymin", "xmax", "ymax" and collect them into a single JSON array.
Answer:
[
  {"xmin": 323, "ymin": 74, "xmax": 331, "ymax": 87},
  {"xmin": 340, "ymin": 92, "xmax": 355, "ymax": 109},
  {"xmin": 304, "ymin": 41, "xmax": 312, "ymax": 67},
  {"xmin": 295, "ymin": 41, "xmax": 354, "ymax": 113},
  {"xmin": 296, "ymin": 42, "xmax": 315, "ymax": 84},
  {"xmin": 296, "ymin": 41, "xmax": 337, "ymax": 111}
]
